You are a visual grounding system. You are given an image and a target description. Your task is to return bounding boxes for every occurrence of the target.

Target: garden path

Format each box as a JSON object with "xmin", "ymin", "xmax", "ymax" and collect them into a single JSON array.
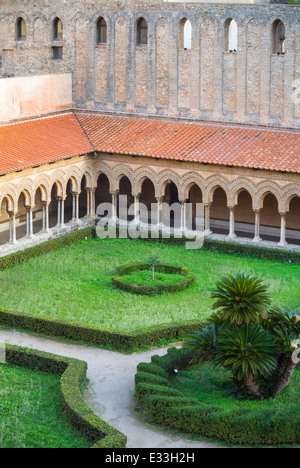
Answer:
[{"xmin": 0, "ymin": 328, "xmax": 219, "ymax": 449}]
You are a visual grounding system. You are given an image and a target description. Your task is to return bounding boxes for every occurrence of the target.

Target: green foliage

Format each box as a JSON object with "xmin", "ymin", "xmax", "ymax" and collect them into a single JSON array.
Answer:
[
  {"xmin": 134, "ymin": 347, "xmax": 299, "ymax": 445},
  {"xmin": 148, "ymin": 256, "xmax": 161, "ymax": 280},
  {"xmin": 186, "ymin": 324, "xmax": 221, "ymax": 360},
  {"xmin": 112, "ymin": 263, "xmax": 195, "ymax": 295},
  {"xmin": 214, "ymin": 324, "xmax": 277, "ymax": 381},
  {"xmin": 211, "ymin": 273, "xmax": 271, "ymax": 324},
  {"xmin": 0, "ymin": 307, "xmax": 204, "ymax": 352},
  {"xmin": 188, "ymin": 274, "xmax": 299, "ymax": 399},
  {"xmin": 5, "ymin": 344, "xmax": 127, "ymax": 448}
]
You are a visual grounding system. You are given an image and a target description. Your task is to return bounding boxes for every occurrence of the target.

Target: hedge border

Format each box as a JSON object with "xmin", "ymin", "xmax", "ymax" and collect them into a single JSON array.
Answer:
[
  {"xmin": 0, "ymin": 307, "xmax": 204, "ymax": 353},
  {"xmin": 0, "ymin": 226, "xmax": 298, "ymax": 352},
  {"xmin": 0, "ymin": 226, "xmax": 96, "ymax": 271},
  {"xmin": 135, "ymin": 347, "xmax": 300, "ymax": 445},
  {"xmin": 5, "ymin": 344, "xmax": 127, "ymax": 448},
  {"xmin": 111, "ymin": 263, "xmax": 195, "ymax": 295}
]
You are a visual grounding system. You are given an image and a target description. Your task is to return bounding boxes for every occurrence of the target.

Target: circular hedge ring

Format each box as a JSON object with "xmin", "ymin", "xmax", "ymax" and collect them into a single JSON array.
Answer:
[
  {"xmin": 134, "ymin": 347, "xmax": 300, "ymax": 445},
  {"xmin": 111, "ymin": 263, "xmax": 195, "ymax": 295}
]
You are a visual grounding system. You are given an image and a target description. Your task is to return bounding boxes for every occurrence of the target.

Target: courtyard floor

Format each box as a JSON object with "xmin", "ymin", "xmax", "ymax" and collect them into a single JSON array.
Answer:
[{"xmin": 0, "ymin": 328, "xmax": 219, "ymax": 449}]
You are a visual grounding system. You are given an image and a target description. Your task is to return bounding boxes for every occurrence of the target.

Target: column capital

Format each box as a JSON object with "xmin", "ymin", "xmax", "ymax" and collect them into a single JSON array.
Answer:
[
  {"xmin": 8, "ymin": 210, "xmax": 18, "ymax": 217},
  {"xmin": 110, "ymin": 190, "xmax": 119, "ymax": 197},
  {"xmin": 86, "ymin": 187, "xmax": 96, "ymax": 193}
]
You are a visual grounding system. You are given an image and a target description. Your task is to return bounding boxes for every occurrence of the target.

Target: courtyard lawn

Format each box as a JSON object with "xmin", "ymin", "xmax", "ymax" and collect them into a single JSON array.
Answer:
[
  {"xmin": 0, "ymin": 237, "xmax": 299, "ymax": 334},
  {"xmin": 0, "ymin": 362, "xmax": 91, "ymax": 448}
]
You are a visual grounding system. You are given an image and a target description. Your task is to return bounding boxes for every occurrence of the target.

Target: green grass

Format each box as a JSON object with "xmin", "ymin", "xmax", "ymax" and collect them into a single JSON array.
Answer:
[
  {"xmin": 0, "ymin": 237, "xmax": 299, "ymax": 333},
  {"xmin": 0, "ymin": 362, "xmax": 91, "ymax": 448},
  {"xmin": 121, "ymin": 270, "xmax": 184, "ymax": 287},
  {"xmin": 170, "ymin": 362, "xmax": 300, "ymax": 412}
]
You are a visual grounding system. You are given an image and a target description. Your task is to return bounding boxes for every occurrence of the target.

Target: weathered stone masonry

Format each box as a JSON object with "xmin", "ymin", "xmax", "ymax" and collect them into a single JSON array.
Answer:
[{"xmin": 0, "ymin": 0, "xmax": 299, "ymax": 128}]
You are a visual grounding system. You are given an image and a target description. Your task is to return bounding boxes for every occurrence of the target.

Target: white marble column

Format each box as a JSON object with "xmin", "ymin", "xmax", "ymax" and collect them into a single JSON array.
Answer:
[
  {"xmin": 155, "ymin": 197, "xmax": 162, "ymax": 229},
  {"xmin": 180, "ymin": 200, "xmax": 187, "ymax": 232},
  {"xmin": 228, "ymin": 206, "xmax": 237, "ymax": 239},
  {"xmin": 25, "ymin": 206, "xmax": 34, "ymax": 238},
  {"xmin": 42, "ymin": 202, "xmax": 50, "ymax": 232},
  {"xmin": 72, "ymin": 193, "xmax": 76, "ymax": 222},
  {"xmin": 8, "ymin": 212, "xmax": 17, "ymax": 244},
  {"xmin": 87, "ymin": 188, "xmax": 96, "ymax": 218},
  {"xmin": 279, "ymin": 212, "xmax": 287, "ymax": 247},
  {"xmin": 57, "ymin": 198, "xmax": 61, "ymax": 227},
  {"xmin": 204, "ymin": 203, "xmax": 212, "ymax": 235},
  {"xmin": 133, "ymin": 195, "xmax": 140, "ymax": 225},
  {"xmin": 75, "ymin": 193, "xmax": 80, "ymax": 223},
  {"xmin": 111, "ymin": 191, "xmax": 118, "ymax": 223},
  {"xmin": 61, "ymin": 198, "xmax": 65, "ymax": 226},
  {"xmin": 253, "ymin": 209, "xmax": 261, "ymax": 243}
]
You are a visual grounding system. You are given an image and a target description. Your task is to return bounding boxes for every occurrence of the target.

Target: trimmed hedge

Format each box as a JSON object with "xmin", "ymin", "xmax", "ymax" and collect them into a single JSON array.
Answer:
[
  {"xmin": 135, "ymin": 347, "xmax": 300, "ymax": 445},
  {"xmin": 0, "ymin": 226, "xmax": 298, "ymax": 352},
  {"xmin": 5, "ymin": 344, "xmax": 127, "ymax": 448},
  {"xmin": 0, "ymin": 308, "xmax": 204, "ymax": 352},
  {"xmin": 111, "ymin": 263, "xmax": 195, "ymax": 295},
  {"xmin": 0, "ymin": 227, "xmax": 96, "ymax": 271}
]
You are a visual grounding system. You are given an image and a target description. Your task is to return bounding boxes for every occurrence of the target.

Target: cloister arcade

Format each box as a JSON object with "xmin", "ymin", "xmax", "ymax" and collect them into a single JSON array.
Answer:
[{"xmin": 0, "ymin": 160, "xmax": 300, "ymax": 254}]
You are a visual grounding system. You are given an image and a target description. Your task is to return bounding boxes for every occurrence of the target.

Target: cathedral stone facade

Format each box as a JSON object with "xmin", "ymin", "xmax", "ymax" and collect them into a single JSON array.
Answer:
[{"xmin": 0, "ymin": 0, "xmax": 299, "ymax": 254}]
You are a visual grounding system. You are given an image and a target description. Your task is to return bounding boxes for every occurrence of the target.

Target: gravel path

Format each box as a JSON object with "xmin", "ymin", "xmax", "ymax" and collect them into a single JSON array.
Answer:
[{"xmin": 0, "ymin": 328, "xmax": 219, "ymax": 449}]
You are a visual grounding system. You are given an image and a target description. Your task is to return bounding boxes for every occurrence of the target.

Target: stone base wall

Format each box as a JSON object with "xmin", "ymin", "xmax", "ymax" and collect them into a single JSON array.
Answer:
[{"xmin": 0, "ymin": 1, "xmax": 299, "ymax": 128}]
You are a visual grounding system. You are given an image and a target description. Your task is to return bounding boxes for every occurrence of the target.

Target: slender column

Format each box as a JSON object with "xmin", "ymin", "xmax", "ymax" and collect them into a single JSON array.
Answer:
[
  {"xmin": 279, "ymin": 212, "xmax": 287, "ymax": 247},
  {"xmin": 180, "ymin": 200, "xmax": 186, "ymax": 232},
  {"xmin": 72, "ymin": 193, "xmax": 76, "ymax": 222},
  {"xmin": 26, "ymin": 208, "xmax": 30, "ymax": 238},
  {"xmin": 228, "ymin": 206, "xmax": 237, "ymax": 239},
  {"xmin": 253, "ymin": 209, "xmax": 261, "ymax": 242},
  {"xmin": 86, "ymin": 188, "xmax": 91, "ymax": 217},
  {"xmin": 133, "ymin": 194, "xmax": 140, "ymax": 225},
  {"xmin": 61, "ymin": 199, "xmax": 65, "ymax": 226},
  {"xmin": 86, "ymin": 188, "xmax": 96, "ymax": 218},
  {"xmin": 204, "ymin": 203, "xmax": 212, "ymax": 235},
  {"xmin": 57, "ymin": 198, "xmax": 61, "ymax": 227},
  {"xmin": 111, "ymin": 191, "xmax": 118, "ymax": 223},
  {"xmin": 27, "ymin": 206, "xmax": 34, "ymax": 238},
  {"xmin": 155, "ymin": 197, "xmax": 162, "ymax": 229},
  {"xmin": 75, "ymin": 193, "xmax": 80, "ymax": 223},
  {"xmin": 25, "ymin": 206, "xmax": 34, "ymax": 238},
  {"xmin": 8, "ymin": 212, "xmax": 17, "ymax": 244},
  {"xmin": 42, "ymin": 202, "xmax": 50, "ymax": 232}
]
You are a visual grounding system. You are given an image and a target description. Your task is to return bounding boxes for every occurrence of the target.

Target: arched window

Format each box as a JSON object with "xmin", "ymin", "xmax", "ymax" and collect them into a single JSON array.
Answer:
[
  {"xmin": 137, "ymin": 18, "xmax": 148, "ymax": 46},
  {"xmin": 272, "ymin": 19, "xmax": 286, "ymax": 55},
  {"xmin": 179, "ymin": 19, "xmax": 192, "ymax": 50},
  {"xmin": 17, "ymin": 18, "xmax": 26, "ymax": 40},
  {"xmin": 53, "ymin": 18, "xmax": 63, "ymax": 40},
  {"xmin": 96, "ymin": 17, "xmax": 107, "ymax": 44},
  {"xmin": 224, "ymin": 18, "xmax": 238, "ymax": 52}
]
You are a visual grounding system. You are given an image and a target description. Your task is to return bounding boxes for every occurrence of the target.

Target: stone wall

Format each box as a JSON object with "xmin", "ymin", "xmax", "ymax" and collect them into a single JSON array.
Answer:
[{"xmin": 0, "ymin": 0, "xmax": 299, "ymax": 128}]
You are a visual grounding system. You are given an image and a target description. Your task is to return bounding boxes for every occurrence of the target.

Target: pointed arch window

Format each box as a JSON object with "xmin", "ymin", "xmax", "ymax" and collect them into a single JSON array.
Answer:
[
  {"xmin": 97, "ymin": 17, "xmax": 107, "ymax": 45},
  {"xmin": 137, "ymin": 18, "xmax": 148, "ymax": 46},
  {"xmin": 224, "ymin": 18, "xmax": 238, "ymax": 52},
  {"xmin": 179, "ymin": 19, "xmax": 192, "ymax": 50},
  {"xmin": 53, "ymin": 18, "xmax": 63, "ymax": 40},
  {"xmin": 17, "ymin": 18, "xmax": 27, "ymax": 40},
  {"xmin": 272, "ymin": 19, "xmax": 286, "ymax": 55}
]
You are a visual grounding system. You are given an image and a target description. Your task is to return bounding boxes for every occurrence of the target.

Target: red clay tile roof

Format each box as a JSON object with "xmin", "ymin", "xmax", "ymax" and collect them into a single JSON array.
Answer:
[
  {"xmin": 0, "ymin": 111, "xmax": 299, "ymax": 176},
  {"xmin": 76, "ymin": 113, "xmax": 300, "ymax": 174},
  {"xmin": 0, "ymin": 113, "xmax": 94, "ymax": 175}
]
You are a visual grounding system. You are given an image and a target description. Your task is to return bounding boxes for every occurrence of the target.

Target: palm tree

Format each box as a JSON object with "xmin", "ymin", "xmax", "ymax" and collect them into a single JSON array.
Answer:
[
  {"xmin": 211, "ymin": 273, "xmax": 271, "ymax": 325},
  {"xmin": 214, "ymin": 324, "xmax": 277, "ymax": 399},
  {"xmin": 263, "ymin": 307, "xmax": 300, "ymax": 395}
]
